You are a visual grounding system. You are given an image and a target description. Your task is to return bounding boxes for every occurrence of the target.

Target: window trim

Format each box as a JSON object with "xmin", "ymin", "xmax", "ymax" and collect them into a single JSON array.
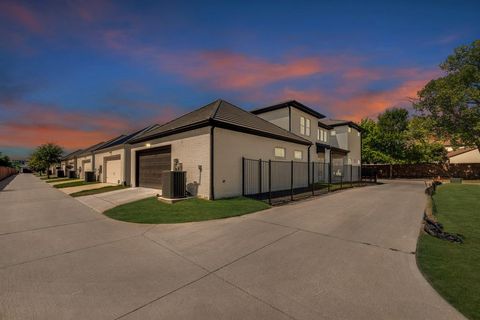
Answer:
[{"xmin": 305, "ymin": 118, "xmax": 311, "ymax": 136}]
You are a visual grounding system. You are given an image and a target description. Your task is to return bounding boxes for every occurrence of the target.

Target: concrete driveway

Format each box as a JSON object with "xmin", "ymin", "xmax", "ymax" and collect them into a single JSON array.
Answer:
[
  {"xmin": 76, "ymin": 187, "xmax": 160, "ymax": 212},
  {"xmin": 0, "ymin": 174, "xmax": 464, "ymax": 320}
]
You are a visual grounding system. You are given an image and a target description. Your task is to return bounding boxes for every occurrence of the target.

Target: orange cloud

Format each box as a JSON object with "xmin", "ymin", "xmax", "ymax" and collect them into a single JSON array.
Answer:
[
  {"xmin": 280, "ymin": 69, "xmax": 442, "ymax": 121},
  {"xmin": 168, "ymin": 52, "xmax": 327, "ymax": 89},
  {"xmin": 0, "ymin": 2, "xmax": 44, "ymax": 34},
  {"xmin": 0, "ymin": 123, "xmax": 112, "ymax": 149}
]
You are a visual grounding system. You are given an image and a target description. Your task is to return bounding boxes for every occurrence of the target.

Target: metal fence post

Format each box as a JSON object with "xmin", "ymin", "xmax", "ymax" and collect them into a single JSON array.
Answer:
[
  {"xmin": 268, "ymin": 160, "xmax": 272, "ymax": 205},
  {"xmin": 290, "ymin": 160, "xmax": 294, "ymax": 201},
  {"xmin": 350, "ymin": 165, "xmax": 353, "ymax": 187},
  {"xmin": 258, "ymin": 159, "xmax": 262, "ymax": 195},
  {"xmin": 242, "ymin": 157, "xmax": 245, "ymax": 197},
  {"xmin": 340, "ymin": 165, "xmax": 343, "ymax": 189},
  {"xmin": 311, "ymin": 162, "xmax": 315, "ymax": 195},
  {"xmin": 328, "ymin": 161, "xmax": 331, "ymax": 192}
]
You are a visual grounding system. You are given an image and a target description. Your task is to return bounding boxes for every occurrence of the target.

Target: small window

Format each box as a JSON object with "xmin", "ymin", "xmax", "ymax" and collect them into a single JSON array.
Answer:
[
  {"xmin": 274, "ymin": 147, "xmax": 286, "ymax": 158},
  {"xmin": 357, "ymin": 131, "xmax": 361, "ymax": 137},
  {"xmin": 348, "ymin": 127, "xmax": 352, "ymax": 133},
  {"xmin": 305, "ymin": 118, "xmax": 311, "ymax": 136},
  {"xmin": 294, "ymin": 150, "xmax": 303, "ymax": 160},
  {"xmin": 317, "ymin": 128, "xmax": 320, "ymax": 140},
  {"xmin": 300, "ymin": 117, "xmax": 305, "ymax": 135},
  {"xmin": 331, "ymin": 130, "xmax": 336, "ymax": 136}
]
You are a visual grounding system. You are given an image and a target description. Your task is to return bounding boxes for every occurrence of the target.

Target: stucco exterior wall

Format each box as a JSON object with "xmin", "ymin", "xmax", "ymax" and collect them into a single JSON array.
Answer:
[
  {"xmin": 214, "ymin": 127, "xmax": 310, "ymax": 199},
  {"xmin": 347, "ymin": 127, "xmax": 362, "ymax": 165},
  {"xmin": 94, "ymin": 147, "xmax": 126, "ymax": 184},
  {"xmin": 129, "ymin": 127, "xmax": 211, "ymax": 199},
  {"xmin": 75, "ymin": 154, "xmax": 93, "ymax": 178},
  {"xmin": 449, "ymin": 149, "xmax": 480, "ymax": 164},
  {"xmin": 256, "ymin": 108, "xmax": 290, "ymax": 131}
]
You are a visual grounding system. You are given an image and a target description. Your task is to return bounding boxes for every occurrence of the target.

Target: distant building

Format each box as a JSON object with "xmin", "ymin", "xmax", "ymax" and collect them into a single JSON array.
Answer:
[{"xmin": 447, "ymin": 147, "xmax": 480, "ymax": 164}]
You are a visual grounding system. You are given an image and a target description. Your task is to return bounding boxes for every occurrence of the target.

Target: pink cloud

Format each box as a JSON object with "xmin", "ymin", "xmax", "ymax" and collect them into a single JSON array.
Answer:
[{"xmin": 0, "ymin": 2, "xmax": 44, "ymax": 34}]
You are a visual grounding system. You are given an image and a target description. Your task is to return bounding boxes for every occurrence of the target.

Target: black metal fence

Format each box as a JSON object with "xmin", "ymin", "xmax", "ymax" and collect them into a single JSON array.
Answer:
[{"xmin": 242, "ymin": 158, "xmax": 366, "ymax": 204}]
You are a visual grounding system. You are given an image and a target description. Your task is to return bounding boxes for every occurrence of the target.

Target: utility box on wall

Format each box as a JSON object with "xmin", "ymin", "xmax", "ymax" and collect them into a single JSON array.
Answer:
[{"xmin": 162, "ymin": 171, "xmax": 186, "ymax": 199}]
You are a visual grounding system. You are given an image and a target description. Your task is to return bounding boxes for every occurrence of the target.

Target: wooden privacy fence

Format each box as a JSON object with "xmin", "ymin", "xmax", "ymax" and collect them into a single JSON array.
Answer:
[
  {"xmin": 0, "ymin": 166, "xmax": 17, "ymax": 181},
  {"xmin": 363, "ymin": 163, "xmax": 480, "ymax": 179}
]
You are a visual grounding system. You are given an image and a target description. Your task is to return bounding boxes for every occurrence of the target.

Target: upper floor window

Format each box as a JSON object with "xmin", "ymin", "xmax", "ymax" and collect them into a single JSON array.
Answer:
[
  {"xmin": 317, "ymin": 128, "xmax": 328, "ymax": 142},
  {"xmin": 300, "ymin": 117, "xmax": 310, "ymax": 136},
  {"xmin": 274, "ymin": 147, "xmax": 286, "ymax": 158},
  {"xmin": 348, "ymin": 127, "xmax": 352, "ymax": 133},
  {"xmin": 357, "ymin": 131, "xmax": 361, "ymax": 137},
  {"xmin": 330, "ymin": 130, "xmax": 336, "ymax": 136},
  {"xmin": 294, "ymin": 150, "xmax": 303, "ymax": 160}
]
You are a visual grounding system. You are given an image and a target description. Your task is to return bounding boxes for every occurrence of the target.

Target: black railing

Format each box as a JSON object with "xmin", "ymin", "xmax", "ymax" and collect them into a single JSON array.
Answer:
[{"xmin": 243, "ymin": 158, "xmax": 366, "ymax": 204}]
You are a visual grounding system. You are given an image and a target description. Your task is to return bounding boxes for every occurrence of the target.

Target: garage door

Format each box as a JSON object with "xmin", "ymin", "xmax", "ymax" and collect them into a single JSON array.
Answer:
[
  {"xmin": 105, "ymin": 158, "xmax": 121, "ymax": 184},
  {"xmin": 136, "ymin": 146, "xmax": 171, "ymax": 189}
]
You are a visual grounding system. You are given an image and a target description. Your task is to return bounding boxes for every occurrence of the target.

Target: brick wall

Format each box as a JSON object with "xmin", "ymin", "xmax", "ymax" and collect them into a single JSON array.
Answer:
[{"xmin": 363, "ymin": 163, "xmax": 480, "ymax": 179}]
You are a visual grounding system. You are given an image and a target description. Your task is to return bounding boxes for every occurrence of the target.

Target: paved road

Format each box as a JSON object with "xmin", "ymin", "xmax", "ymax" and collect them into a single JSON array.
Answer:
[{"xmin": 0, "ymin": 174, "xmax": 464, "ymax": 320}]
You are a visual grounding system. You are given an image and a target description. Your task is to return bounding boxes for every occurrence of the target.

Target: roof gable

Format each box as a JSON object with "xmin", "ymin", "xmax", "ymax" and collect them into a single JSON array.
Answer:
[{"xmin": 251, "ymin": 100, "xmax": 326, "ymax": 119}]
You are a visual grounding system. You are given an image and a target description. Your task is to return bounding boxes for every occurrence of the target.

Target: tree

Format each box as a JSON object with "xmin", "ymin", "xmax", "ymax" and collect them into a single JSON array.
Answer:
[
  {"xmin": 360, "ymin": 109, "xmax": 446, "ymax": 164},
  {"xmin": 415, "ymin": 40, "xmax": 480, "ymax": 151},
  {"xmin": 31, "ymin": 143, "xmax": 64, "ymax": 178},
  {"xmin": 0, "ymin": 152, "xmax": 13, "ymax": 167}
]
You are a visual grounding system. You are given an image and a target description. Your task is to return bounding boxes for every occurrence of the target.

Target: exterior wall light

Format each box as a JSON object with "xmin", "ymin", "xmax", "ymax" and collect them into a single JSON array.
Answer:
[{"xmin": 146, "ymin": 143, "xmax": 151, "ymax": 148}]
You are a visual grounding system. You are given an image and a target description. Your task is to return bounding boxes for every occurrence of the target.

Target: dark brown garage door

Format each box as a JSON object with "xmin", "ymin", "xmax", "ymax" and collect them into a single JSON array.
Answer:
[{"xmin": 136, "ymin": 146, "xmax": 171, "ymax": 189}]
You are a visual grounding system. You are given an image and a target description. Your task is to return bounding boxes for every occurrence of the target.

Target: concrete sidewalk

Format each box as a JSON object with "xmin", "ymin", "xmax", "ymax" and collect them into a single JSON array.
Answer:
[
  {"xmin": 0, "ymin": 174, "xmax": 465, "ymax": 320},
  {"xmin": 59, "ymin": 182, "xmax": 112, "ymax": 195},
  {"xmin": 76, "ymin": 187, "xmax": 159, "ymax": 212}
]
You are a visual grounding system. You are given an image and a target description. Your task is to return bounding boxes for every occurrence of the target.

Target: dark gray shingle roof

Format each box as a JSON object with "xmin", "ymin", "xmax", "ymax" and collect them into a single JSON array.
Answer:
[{"xmin": 131, "ymin": 99, "xmax": 311, "ymax": 145}]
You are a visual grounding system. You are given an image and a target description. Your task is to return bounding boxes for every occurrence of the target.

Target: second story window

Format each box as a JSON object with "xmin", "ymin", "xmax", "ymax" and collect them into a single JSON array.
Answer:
[
  {"xmin": 331, "ymin": 130, "xmax": 336, "ymax": 136},
  {"xmin": 300, "ymin": 117, "xmax": 310, "ymax": 136}
]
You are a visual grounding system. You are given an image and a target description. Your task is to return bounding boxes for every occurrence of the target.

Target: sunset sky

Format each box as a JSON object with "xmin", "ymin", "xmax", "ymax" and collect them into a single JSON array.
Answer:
[{"xmin": 1, "ymin": 0, "xmax": 479, "ymax": 159}]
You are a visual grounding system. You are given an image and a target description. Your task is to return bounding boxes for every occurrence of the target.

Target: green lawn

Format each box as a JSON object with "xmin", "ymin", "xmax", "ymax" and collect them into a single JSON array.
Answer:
[
  {"xmin": 45, "ymin": 178, "xmax": 76, "ymax": 183},
  {"xmin": 417, "ymin": 184, "xmax": 480, "ymax": 320},
  {"xmin": 104, "ymin": 197, "xmax": 270, "ymax": 224},
  {"xmin": 70, "ymin": 185, "xmax": 126, "ymax": 197},
  {"xmin": 54, "ymin": 181, "xmax": 99, "ymax": 188}
]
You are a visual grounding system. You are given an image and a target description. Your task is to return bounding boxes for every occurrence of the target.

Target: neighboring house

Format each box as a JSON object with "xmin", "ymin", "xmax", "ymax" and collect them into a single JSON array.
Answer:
[
  {"xmin": 251, "ymin": 100, "xmax": 362, "ymax": 167},
  {"xmin": 448, "ymin": 147, "xmax": 480, "ymax": 164},
  {"xmin": 93, "ymin": 125, "xmax": 159, "ymax": 185},
  {"xmin": 60, "ymin": 149, "xmax": 83, "ymax": 175},
  {"xmin": 128, "ymin": 99, "xmax": 311, "ymax": 199},
  {"xmin": 74, "ymin": 138, "xmax": 125, "ymax": 179}
]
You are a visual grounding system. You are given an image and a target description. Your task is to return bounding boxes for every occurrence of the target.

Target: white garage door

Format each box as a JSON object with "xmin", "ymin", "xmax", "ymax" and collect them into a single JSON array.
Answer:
[{"xmin": 106, "ymin": 159, "xmax": 121, "ymax": 184}]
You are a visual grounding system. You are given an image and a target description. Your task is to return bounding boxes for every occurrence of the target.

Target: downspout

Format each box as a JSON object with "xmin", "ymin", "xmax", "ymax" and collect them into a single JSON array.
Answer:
[{"xmin": 210, "ymin": 125, "xmax": 215, "ymax": 200}]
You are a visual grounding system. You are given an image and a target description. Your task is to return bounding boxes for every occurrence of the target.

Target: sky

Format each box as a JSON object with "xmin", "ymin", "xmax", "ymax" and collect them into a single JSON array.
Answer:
[{"xmin": 0, "ymin": 0, "xmax": 479, "ymax": 159}]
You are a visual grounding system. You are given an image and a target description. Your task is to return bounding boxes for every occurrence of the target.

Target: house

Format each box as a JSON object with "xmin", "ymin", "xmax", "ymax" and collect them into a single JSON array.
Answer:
[
  {"xmin": 60, "ymin": 149, "xmax": 83, "ymax": 175},
  {"xmin": 57, "ymin": 98, "xmax": 362, "ymax": 200},
  {"xmin": 128, "ymin": 99, "xmax": 312, "ymax": 199},
  {"xmin": 251, "ymin": 100, "xmax": 362, "ymax": 168},
  {"xmin": 448, "ymin": 147, "xmax": 480, "ymax": 164},
  {"xmin": 92, "ymin": 125, "xmax": 159, "ymax": 185}
]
